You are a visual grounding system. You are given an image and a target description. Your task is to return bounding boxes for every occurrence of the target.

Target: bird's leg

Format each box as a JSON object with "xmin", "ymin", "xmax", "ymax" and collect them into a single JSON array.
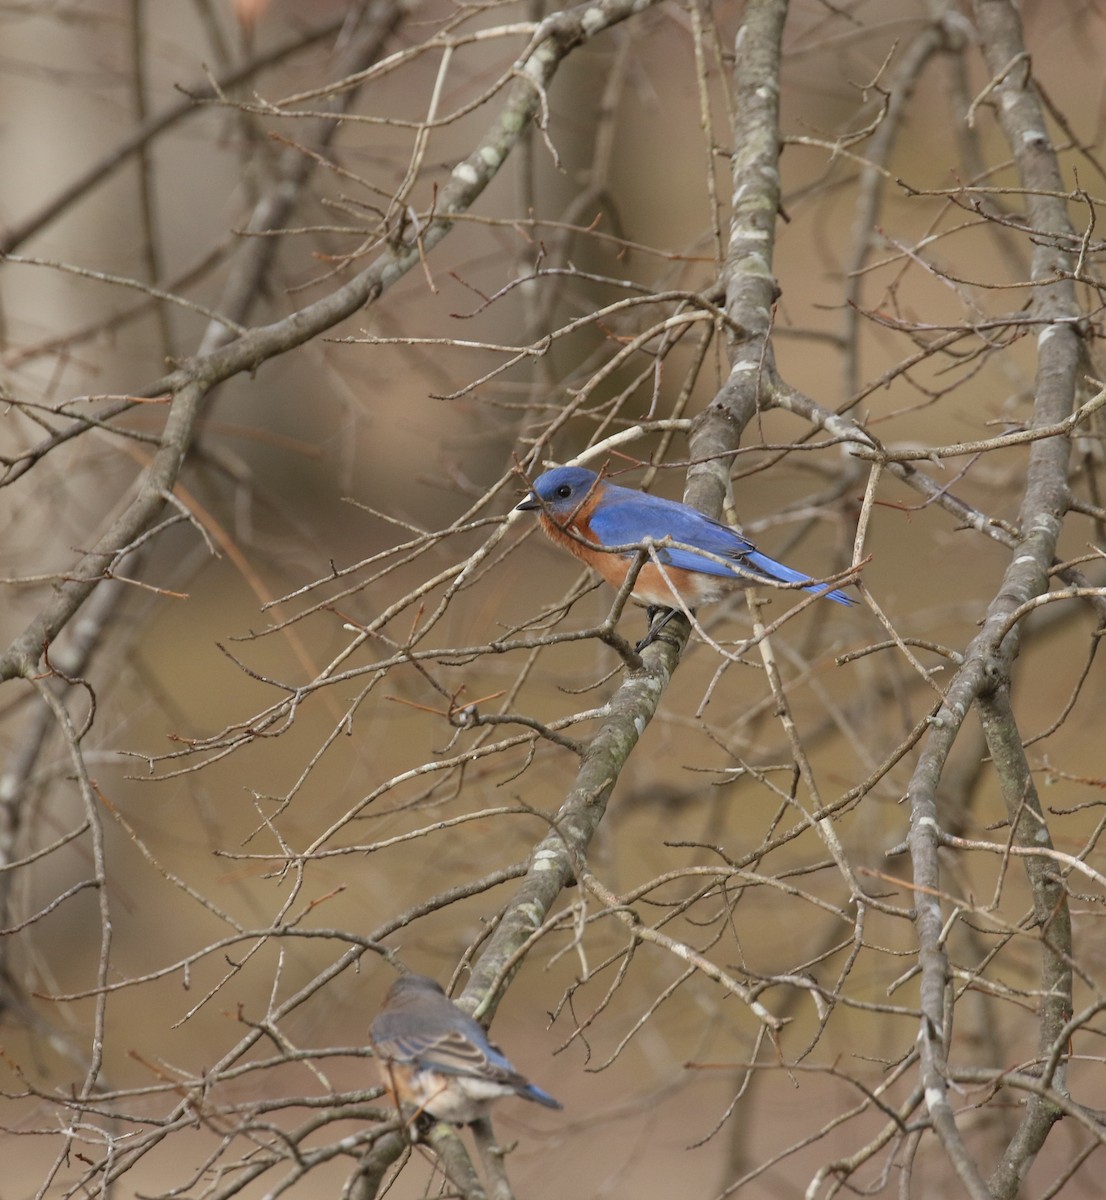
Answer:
[
  {"xmin": 412, "ymin": 1109, "xmax": 437, "ymax": 1141},
  {"xmin": 636, "ymin": 606, "xmax": 686, "ymax": 652}
]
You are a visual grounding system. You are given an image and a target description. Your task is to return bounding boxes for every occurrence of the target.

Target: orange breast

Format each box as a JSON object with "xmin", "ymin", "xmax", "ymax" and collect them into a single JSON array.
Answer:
[
  {"xmin": 537, "ymin": 514, "xmax": 735, "ymax": 607},
  {"xmin": 538, "ymin": 514, "xmax": 629, "ymax": 591}
]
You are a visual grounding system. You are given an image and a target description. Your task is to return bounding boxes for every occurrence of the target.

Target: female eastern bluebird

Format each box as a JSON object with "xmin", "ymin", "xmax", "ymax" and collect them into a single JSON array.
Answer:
[
  {"xmin": 370, "ymin": 973, "xmax": 562, "ymax": 1126},
  {"xmin": 516, "ymin": 466, "xmax": 853, "ymax": 642}
]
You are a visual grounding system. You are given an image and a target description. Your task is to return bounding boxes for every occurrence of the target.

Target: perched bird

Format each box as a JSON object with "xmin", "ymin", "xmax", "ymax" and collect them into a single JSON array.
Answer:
[
  {"xmin": 370, "ymin": 973, "xmax": 562, "ymax": 1126},
  {"xmin": 516, "ymin": 466, "xmax": 853, "ymax": 642}
]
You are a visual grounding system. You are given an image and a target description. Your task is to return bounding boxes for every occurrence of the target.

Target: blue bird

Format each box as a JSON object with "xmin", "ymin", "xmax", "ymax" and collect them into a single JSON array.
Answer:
[
  {"xmin": 370, "ymin": 973, "xmax": 562, "ymax": 1125},
  {"xmin": 516, "ymin": 466, "xmax": 853, "ymax": 642}
]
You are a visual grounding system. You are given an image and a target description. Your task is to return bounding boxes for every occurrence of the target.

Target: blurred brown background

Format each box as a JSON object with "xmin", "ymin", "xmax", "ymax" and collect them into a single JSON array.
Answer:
[{"xmin": 2, "ymin": 1, "xmax": 1105, "ymax": 1196}]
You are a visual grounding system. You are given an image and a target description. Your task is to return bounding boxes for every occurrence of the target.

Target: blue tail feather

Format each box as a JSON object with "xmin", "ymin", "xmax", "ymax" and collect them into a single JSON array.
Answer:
[
  {"xmin": 520, "ymin": 1082, "xmax": 563, "ymax": 1109},
  {"xmin": 744, "ymin": 550, "xmax": 854, "ymax": 606}
]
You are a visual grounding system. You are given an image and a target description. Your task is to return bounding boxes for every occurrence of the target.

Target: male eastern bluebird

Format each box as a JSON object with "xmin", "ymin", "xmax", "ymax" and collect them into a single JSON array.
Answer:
[
  {"xmin": 370, "ymin": 973, "xmax": 562, "ymax": 1126},
  {"xmin": 516, "ymin": 466, "xmax": 853, "ymax": 643}
]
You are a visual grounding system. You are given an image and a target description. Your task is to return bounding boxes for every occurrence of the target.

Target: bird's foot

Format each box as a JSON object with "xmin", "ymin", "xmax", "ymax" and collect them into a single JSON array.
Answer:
[
  {"xmin": 411, "ymin": 1110, "xmax": 437, "ymax": 1141},
  {"xmin": 636, "ymin": 607, "xmax": 684, "ymax": 652}
]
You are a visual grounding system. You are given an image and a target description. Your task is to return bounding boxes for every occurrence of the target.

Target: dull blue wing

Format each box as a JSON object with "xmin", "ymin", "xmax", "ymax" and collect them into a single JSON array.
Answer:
[
  {"xmin": 374, "ymin": 1007, "xmax": 534, "ymax": 1081},
  {"xmin": 374, "ymin": 1023, "xmax": 495, "ymax": 1078}
]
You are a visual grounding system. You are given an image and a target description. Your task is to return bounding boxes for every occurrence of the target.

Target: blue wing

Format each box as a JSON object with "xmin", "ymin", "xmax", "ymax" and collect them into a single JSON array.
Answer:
[{"xmin": 588, "ymin": 485, "xmax": 853, "ymax": 604}]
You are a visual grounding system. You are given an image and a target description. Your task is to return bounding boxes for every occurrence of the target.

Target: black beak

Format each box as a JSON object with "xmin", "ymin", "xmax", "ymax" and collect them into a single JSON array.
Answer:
[{"xmin": 515, "ymin": 493, "xmax": 541, "ymax": 511}]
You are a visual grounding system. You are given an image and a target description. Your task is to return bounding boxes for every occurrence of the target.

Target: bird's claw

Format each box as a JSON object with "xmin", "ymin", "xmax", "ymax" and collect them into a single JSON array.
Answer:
[{"xmin": 637, "ymin": 607, "xmax": 683, "ymax": 652}]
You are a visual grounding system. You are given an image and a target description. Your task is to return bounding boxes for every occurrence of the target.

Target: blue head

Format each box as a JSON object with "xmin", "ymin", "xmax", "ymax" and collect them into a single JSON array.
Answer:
[{"xmin": 516, "ymin": 467, "xmax": 602, "ymax": 518}]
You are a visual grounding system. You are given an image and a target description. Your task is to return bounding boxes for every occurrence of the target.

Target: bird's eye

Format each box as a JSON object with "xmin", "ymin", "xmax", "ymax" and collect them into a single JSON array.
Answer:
[{"xmin": 555, "ymin": 485, "xmax": 572, "ymax": 499}]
